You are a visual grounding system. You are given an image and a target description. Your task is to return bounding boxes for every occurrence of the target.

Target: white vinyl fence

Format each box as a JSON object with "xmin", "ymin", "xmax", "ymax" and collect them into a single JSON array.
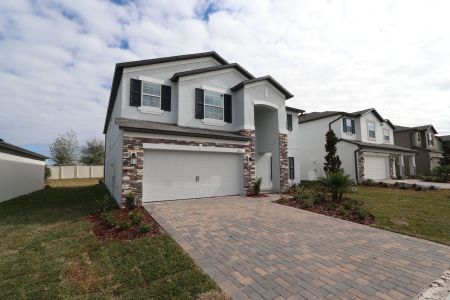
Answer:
[{"xmin": 48, "ymin": 165, "xmax": 104, "ymax": 179}]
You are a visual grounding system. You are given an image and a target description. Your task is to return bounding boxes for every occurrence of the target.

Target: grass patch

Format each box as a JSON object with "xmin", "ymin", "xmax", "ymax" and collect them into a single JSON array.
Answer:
[
  {"xmin": 347, "ymin": 186, "xmax": 450, "ymax": 245},
  {"xmin": 0, "ymin": 183, "xmax": 218, "ymax": 298},
  {"xmin": 47, "ymin": 178, "xmax": 102, "ymax": 188}
]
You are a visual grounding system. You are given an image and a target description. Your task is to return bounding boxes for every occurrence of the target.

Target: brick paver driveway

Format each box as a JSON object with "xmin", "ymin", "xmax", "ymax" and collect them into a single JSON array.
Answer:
[{"xmin": 145, "ymin": 195, "xmax": 450, "ymax": 300}]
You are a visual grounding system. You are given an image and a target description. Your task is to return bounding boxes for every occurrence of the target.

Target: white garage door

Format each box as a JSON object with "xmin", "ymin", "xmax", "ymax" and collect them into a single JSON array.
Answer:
[
  {"xmin": 364, "ymin": 155, "xmax": 389, "ymax": 180},
  {"xmin": 143, "ymin": 150, "xmax": 243, "ymax": 202}
]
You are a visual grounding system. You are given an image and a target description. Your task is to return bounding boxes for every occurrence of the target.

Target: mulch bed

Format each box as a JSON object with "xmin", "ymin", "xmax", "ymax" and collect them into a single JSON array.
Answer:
[
  {"xmin": 88, "ymin": 206, "xmax": 162, "ymax": 240},
  {"xmin": 276, "ymin": 199, "xmax": 375, "ymax": 225}
]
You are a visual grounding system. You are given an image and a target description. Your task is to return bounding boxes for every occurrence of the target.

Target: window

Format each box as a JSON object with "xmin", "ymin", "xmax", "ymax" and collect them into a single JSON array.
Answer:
[
  {"xmin": 204, "ymin": 90, "xmax": 224, "ymax": 120},
  {"xmin": 287, "ymin": 114, "xmax": 293, "ymax": 131},
  {"xmin": 288, "ymin": 157, "xmax": 295, "ymax": 180},
  {"xmin": 383, "ymin": 129, "xmax": 390, "ymax": 142},
  {"xmin": 142, "ymin": 81, "xmax": 161, "ymax": 108},
  {"xmin": 367, "ymin": 121, "xmax": 376, "ymax": 139},
  {"xmin": 428, "ymin": 133, "xmax": 434, "ymax": 146},
  {"xmin": 343, "ymin": 118, "xmax": 355, "ymax": 134},
  {"xmin": 417, "ymin": 133, "xmax": 422, "ymax": 144}
]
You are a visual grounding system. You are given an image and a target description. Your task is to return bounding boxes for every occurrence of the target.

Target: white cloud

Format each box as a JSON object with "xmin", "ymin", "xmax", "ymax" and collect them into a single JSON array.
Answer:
[{"xmin": 0, "ymin": 0, "xmax": 449, "ymax": 156}]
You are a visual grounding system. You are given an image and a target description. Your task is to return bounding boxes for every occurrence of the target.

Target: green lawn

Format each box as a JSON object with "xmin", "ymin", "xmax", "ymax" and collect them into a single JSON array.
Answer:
[
  {"xmin": 0, "ymin": 182, "xmax": 218, "ymax": 299},
  {"xmin": 348, "ymin": 186, "xmax": 450, "ymax": 245}
]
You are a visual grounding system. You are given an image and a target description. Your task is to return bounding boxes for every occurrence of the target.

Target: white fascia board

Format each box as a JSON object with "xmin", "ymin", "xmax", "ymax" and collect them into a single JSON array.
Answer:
[
  {"xmin": 123, "ymin": 57, "xmax": 220, "ymax": 73},
  {"xmin": 143, "ymin": 143, "xmax": 245, "ymax": 154}
]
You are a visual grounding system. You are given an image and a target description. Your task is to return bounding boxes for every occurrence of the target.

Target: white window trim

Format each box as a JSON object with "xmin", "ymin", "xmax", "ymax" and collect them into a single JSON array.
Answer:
[
  {"xmin": 383, "ymin": 128, "xmax": 390, "ymax": 142},
  {"xmin": 417, "ymin": 133, "xmax": 422, "ymax": 143},
  {"xmin": 201, "ymin": 84, "xmax": 227, "ymax": 94},
  {"xmin": 367, "ymin": 120, "xmax": 376, "ymax": 140},
  {"xmin": 344, "ymin": 118, "xmax": 355, "ymax": 135},
  {"xmin": 428, "ymin": 133, "xmax": 434, "ymax": 145},
  {"xmin": 203, "ymin": 90, "xmax": 225, "ymax": 123},
  {"xmin": 140, "ymin": 80, "xmax": 162, "ymax": 112}
]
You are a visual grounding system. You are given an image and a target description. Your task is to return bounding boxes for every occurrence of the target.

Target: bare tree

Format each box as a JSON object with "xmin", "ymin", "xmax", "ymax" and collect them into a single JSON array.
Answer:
[
  {"xmin": 49, "ymin": 130, "xmax": 78, "ymax": 165},
  {"xmin": 80, "ymin": 138, "xmax": 104, "ymax": 165}
]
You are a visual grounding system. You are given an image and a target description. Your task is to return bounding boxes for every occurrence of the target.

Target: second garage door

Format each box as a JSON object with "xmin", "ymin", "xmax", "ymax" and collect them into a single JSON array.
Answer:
[
  {"xmin": 143, "ymin": 150, "xmax": 243, "ymax": 202},
  {"xmin": 364, "ymin": 155, "xmax": 389, "ymax": 180}
]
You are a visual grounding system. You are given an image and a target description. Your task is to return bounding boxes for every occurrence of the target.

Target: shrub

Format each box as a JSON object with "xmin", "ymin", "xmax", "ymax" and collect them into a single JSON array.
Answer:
[
  {"xmin": 279, "ymin": 196, "xmax": 289, "ymax": 204},
  {"xmin": 432, "ymin": 165, "xmax": 450, "ymax": 182},
  {"xmin": 252, "ymin": 177, "xmax": 263, "ymax": 196},
  {"xmin": 322, "ymin": 171, "xmax": 353, "ymax": 202},
  {"xmin": 101, "ymin": 211, "xmax": 117, "ymax": 228},
  {"xmin": 343, "ymin": 200, "xmax": 356, "ymax": 210},
  {"xmin": 313, "ymin": 191, "xmax": 326, "ymax": 203},
  {"xmin": 338, "ymin": 207, "xmax": 347, "ymax": 216},
  {"xmin": 44, "ymin": 166, "xmax": 51, "ymax": 182},
  {"xmin": 362, "ymin": 179, "xmax": 374, "ymax": 186},
  {"xmin": 118, "ymin": 221, "xmax": 132, "ymax": 230},
  {"xmin": 139, "ymin": 224, "xmax": 152, "ymax": 233},
  {"xmin": 125, "ymin": 192, "xmax": 136, "ymax": 210},
  {"xmin": 414, "ymin": 185, "xmax": 424, "ymax": 191},
  {"xmin": 293, "ymin": 187, "xmax": 312, "ymax": 202},
  {"xmin": 355, "ymin": 207, "xmax": 368, "ymax": 220},
  {"xmin": 325, "ymin": 201, "xmax": 337, "ymax": 210},
  {"xmin": 301, "ymin": 198, "xmax": 315, "ymax": 209},
  {"xmin": 97, "ymin": 194, "xmax": 114, "ymax": 212},
  {"xmin": 129, "ymin": 210, "xmax": 144, "ymax": 225}
]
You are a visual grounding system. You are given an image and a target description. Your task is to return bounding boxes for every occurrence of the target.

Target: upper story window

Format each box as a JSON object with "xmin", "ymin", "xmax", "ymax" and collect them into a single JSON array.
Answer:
[
  {"xmin": 142, "ymin": 81, "xmax": 161, "ymax": 108},
  {"xmin": 383, "ymin": 129, "xmax": 390, "ymax": 142},
  {"xmin": 428, "ymin": 133, "xmax": 434, "ymax": 146},
  {"xmin": 204, "ymin": 90, "xmax": 224, "ymax": 120},
  {"xmin": 342, "ymin": 118, "xmax": 355, "ymax": 134},
  {"xmin": 417, "ymin": 132, "xmax": 422, "ymax": 144},
  {"xmin": 287, "ymin": 114, "xmax": 293, "ymax": 131},
  {"xmin": 367, "ymin": 121, "xmax": 376, "ymax": 139}
]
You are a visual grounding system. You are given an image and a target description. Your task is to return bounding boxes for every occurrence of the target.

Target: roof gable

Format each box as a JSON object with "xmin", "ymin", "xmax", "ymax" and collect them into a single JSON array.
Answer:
[
  {"xmin": 231, "ymin": 76, "xmax": 293, "ymax": 99},
  {"xmin": 170, "ymin": 63, "xmax": 254, "ymax": 82}
]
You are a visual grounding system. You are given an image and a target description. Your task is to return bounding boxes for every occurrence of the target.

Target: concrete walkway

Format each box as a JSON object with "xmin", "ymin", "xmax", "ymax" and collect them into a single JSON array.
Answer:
[{"xmin": 145, "ymin": 195, "xmax": 450, "ymax": 300}]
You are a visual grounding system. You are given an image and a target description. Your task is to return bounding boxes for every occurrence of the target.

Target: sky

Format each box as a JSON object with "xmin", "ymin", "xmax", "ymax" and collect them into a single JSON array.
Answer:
[{"xmin": 1, "ymin": 0, "xmax": 449, "ymax": 157}]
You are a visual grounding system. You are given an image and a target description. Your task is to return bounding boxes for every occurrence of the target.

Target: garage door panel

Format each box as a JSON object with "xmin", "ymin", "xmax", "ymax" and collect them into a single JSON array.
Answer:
[
  {"xmin": 364, "ymin": 155, "xmax": 389, "ymax": 180},
  {"xmin": 143, "ymin": 150, "xmax": 242, "ymax": 202}
]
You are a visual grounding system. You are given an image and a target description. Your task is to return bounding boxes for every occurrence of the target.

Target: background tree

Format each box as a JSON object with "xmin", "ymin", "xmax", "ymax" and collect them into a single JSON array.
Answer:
[
  {"xmin": 323, "ymin": 129, "xmax": 342, "ymax": 174},
  {"xmin": 80, "ymin": 138, "xmax": 105, "ymax": 165},
  {"xmin": 49, "ymin": 130, "xmax": 78, "ymax": 165}
]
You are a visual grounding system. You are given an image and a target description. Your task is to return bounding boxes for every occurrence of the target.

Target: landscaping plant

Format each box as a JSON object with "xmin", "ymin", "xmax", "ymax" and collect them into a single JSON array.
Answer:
[
  {"xmin": 432, "ymin": 165, "xmax": 450, "ymax": 182},
  {"xmin": 44, "ymin": 166, "xmax": 51, "ymax": 182},
  {"xmin": 125, "ymin": 192, "xmax": 136, "ymax": 209},
  {"xmin": 322, "ymin": 171, "xmax": 353, "ymax": 202},
  {"xmin": 252, "ymin": 177, "xmax": 263, "ymax": 196},
  {"xmin": 323, "ymin": 129, "xmax": 342, "ymax": 174}
]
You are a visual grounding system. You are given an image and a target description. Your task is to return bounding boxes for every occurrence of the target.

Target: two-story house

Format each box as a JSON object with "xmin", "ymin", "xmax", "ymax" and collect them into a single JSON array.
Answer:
[
  {"xmin": 295, "ymin": 108, "xmax": 416, "ymax": 182},
  {"xmin": 394, "ymin": 125, "xmax": 444, "ymax": 175},
  {"xmin": 103, "ymin": 52, "xmax": 294, "ymax": 205}
]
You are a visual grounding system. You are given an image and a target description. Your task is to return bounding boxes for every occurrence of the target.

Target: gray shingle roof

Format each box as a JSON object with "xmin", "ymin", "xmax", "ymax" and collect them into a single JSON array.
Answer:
[
  {"xmin": 340, "ymin": 139, "xmax": 416, "ymax": 153},
  {"xmin": 171, "ymin": 63, "xmax": 254, "ymax": 82},
  {"xmin": 116, "ymin": 118, "xmax": 251, "ymax": 141},
  {"xmin": 231, "ymin": 75, "xmax": 294, "ymax": 99},
  {"xmin": 438, "ymin": 135, "xmax": 450, "ymax": 142},
  {"xmin": 298, "ymin": 111, "xmax": 347, "ymax": 124},
  {"xmin": 394, "ymin": 124, "xmax": 437, "ymax": 134},
  {"xmin": 0, "ymin": 140, "xmax": 47, "ymax": 160}
]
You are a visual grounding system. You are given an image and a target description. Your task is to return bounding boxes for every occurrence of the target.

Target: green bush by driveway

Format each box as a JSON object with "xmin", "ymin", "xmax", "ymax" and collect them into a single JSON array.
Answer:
[
  {"xmin": 0, "ymin": 183, "xmax": 217, "ymax": 299},
  {"xmin": 347, "ymin": 186, "xmax": 450, "ymax": 245}
]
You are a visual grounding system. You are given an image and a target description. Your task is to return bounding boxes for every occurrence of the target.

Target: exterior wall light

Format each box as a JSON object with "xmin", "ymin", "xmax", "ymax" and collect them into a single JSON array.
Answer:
[{"xmin": 130, "ymin": 152, "xmax": 137, "ymax": 165}]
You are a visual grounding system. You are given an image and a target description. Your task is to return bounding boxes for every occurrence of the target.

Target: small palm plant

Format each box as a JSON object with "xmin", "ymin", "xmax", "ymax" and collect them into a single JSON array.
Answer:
[
  {"xmin": 432, "ymin": 165, "xmax": 450, "ymax": 182},
  {"xmin": 322, "ymin": 171, "xmax": 353, "ymax": 202}
]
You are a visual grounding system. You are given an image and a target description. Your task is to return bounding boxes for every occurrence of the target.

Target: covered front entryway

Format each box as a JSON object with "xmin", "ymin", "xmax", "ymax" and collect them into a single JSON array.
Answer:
[
  {"xmin": 364, "ymin": 155, "xmax": 389, "ymax": 180},
  {"xmin": 254, "ymin": 105, "xmax": 280, "ymax": 191},
  {"xmin": 142, "ymin": 150, "xmax": 243, "ymax": 202}
]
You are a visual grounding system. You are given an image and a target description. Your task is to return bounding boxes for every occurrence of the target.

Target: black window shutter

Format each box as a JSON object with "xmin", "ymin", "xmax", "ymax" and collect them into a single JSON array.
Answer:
[
  {"xmin": 342, "ymin": 118, "xmax": 347, "ymax": 132},
  {"xmin": 224, "ymin": 94, "xmax": 232, "ymax": 123},
  {"xmin": 195, "ymin": 88, "xmax": 204, "ymax": 119},
  {"xmin": 288, "ymin": 157, "xmax": 295, "ymax": 180},
  {"xmin": 287, "ymin": 114, "xmax": 293, "ymax": 131},
  {"xmin": 130, "ymin": 78, "xmax": 142, "ymax": 107},
  {"xmin": 161, "ymin": 85, "xmax": 171, "ymax": 111},
  {"xmin": 351, "ymin": 119, "xmax": 355, "ymax": 134}
]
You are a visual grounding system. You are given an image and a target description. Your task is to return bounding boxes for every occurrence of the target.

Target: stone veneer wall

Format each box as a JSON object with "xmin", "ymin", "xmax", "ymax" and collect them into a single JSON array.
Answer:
[
  {"xmin": 356, "ymin": 150, "xmax": 365, "ymax": 183},
  {"xmin": 388, "ymin": 154, "xmax": 395, "ymax": 179},
  {"xmin": 121, "ymin": 132, "xmax": 256, "ymax": 206},
  {"xmin": 279, "ymin": 133, "xmax": 289, "ymax": 192}
]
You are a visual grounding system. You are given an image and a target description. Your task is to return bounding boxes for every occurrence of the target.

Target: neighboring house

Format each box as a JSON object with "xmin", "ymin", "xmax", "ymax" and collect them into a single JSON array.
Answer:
[
  {"xmin": 103, "ymin": 52, "xmax": 293, "ymax": 205},
  {"xmin": 437, "ymin": 135, "xmax": 450, "ymax": 164},
  {"xmin": 286, "ymin": 106, "xmax": 305, "ymax": 186},
  {"xmin": 0, "ymin": 139, "xmax": 47, "ymax": 202},
  {"xmin": 295, "ymin": 108, "xmax": 416, "ymax": 182},
  {"xmin": 394, "ymin": 125, "xmax": 444, "ymax": 175}
]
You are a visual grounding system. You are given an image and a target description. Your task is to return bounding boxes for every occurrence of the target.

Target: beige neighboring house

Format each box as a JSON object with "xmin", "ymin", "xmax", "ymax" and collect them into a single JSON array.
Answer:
[{"xmin": 0, "ymin": 139, "xmax": 47, "ymax": 202}]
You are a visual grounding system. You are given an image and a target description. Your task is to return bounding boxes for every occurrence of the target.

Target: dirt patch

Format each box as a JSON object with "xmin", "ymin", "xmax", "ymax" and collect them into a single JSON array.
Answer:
[
  {"xmin": 88, "ymin": 206, "xmax": 162, "ymax": 240},
  {"xmin": 66, "ymin": 252, "xmax": 100, "ymax": 292},
  {"xmin": 275, "ymin": 199, "xmax": 375, "ymax": 225}
]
